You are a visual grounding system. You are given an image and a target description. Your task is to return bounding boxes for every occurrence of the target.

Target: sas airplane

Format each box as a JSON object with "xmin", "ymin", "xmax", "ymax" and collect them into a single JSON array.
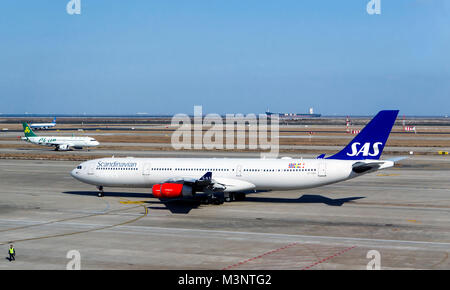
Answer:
[
  {"xmin": 22, "ymin": 122, "xmax": 99, "ymax": 151},
  {"xmin": 29, "ymin": 117, "xmax": 57, "ymax": 130},
  {"xmin": 71, "ymin": 110, "xmax": 403, "ymax": 203}
]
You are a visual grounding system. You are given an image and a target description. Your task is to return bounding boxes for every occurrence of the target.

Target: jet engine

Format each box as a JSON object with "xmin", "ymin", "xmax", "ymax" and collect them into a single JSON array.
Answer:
[
  {"xmin": 152, "ymin": 183, "xmax": 193, "ymax": 199},
  {"xmin": 56, "ymin": 144, "xmax": 70, "ymax": 151}
]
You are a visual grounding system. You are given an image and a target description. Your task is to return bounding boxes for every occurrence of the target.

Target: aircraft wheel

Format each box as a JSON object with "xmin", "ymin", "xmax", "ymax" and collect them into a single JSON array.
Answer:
[
  {"xmin": 213, "ymin": 198, "xmax": 224, "ymax": 205},
  {"xmin": 224, "ymin": 193, "xmax": 234, "ymax": 202},
  {"xmin": 234, "ymin": 193, "xmax": 246, "ymax": 201},
  {"xmin": 97, "ymin": 186, "xmax": 104, "ymax": 197}
]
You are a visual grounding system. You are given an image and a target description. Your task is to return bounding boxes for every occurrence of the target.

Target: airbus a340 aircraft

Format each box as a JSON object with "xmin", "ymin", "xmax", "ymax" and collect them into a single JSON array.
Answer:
[
  {"xmin": 29, "ymin": 117, "xmax": 57, "ymax": 130},
  {"xmin": 22, "ymin": 122, "xmax": 100, "ymax": 151},
  {"xmin": 71, "ymin": 110, "xmax": 402, "ymax": 203}
]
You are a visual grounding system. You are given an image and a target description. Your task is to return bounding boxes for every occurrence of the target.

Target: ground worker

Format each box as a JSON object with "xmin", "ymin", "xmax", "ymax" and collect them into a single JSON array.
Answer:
[{"xmin": 9, "ymin": 245, "xmax": 15, "ymax": 261}]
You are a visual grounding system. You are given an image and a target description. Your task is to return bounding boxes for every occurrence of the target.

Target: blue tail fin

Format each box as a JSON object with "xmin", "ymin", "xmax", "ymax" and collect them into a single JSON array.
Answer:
[
  {"xmin": 53, "ymin": 117, "xmax": 56, "ymax": 124},
  {"xmin": 327, "ymin": 110, "xmax": 399, "ymax": 160}
]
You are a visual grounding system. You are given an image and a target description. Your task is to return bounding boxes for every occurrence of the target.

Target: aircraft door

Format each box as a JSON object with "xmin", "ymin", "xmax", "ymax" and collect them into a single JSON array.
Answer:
[
  {"xmin": 236, "ymin": 165, "xmax": 242, "ymax": 177},
  {"xmin": 88, "ymin": 164, "xmax": 95, "ymax": 175},
  {"xmin": 143, "ymin": 163, "xmax": 151, "ymax": 175},
  {"xmin": 318, "ymin": 161, "xmax": 327, "ymax": 177}
]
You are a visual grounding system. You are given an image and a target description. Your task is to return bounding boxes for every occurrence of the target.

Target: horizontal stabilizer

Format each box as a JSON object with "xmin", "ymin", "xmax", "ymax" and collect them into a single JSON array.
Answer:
[
  {"xmin": 386, "ymin": 156, "xmax": 408, "ymax": 162},
  {"xmin": 352, "ymin": 162, "xmax": 383, "ymax": 173},
  {"xmin": 352, "ymin": 159, "xmax": 395, "ymax": 174}
]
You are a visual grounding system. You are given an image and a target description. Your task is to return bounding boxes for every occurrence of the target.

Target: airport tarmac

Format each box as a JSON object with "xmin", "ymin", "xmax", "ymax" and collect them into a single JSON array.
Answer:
[
  {"xmin": 0, "ymin": 156, "xmax": 449, "ymax": 269},
  {"xmin": 2, "ymin": 123, "xmax": 449, "ymax": 158},
  {"xmin": 0, "ymin": 144, "xmax": 445, "ymax": 154}
]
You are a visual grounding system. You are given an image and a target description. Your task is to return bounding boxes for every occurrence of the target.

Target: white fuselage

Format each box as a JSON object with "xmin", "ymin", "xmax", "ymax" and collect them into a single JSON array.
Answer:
[
  {"xmin": 23, "ymin": 136, "xmax": 99, "ymax": 148},
  {"xmin": 30, "ymin": 123, "xmax": 56, "ymax": 129},
  {"xmin": 70, "ymin": 157, "xmax": 393, "ymax": 192}
]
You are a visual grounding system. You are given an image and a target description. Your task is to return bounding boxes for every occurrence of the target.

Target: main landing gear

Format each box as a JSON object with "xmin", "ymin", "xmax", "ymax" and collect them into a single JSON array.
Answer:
[
  {"xmin": 97, "ymin": 186, "xmax": 104, "ymax": 197},
  {"xmin": 224, "ymin": 193, "xmax": 246, "ymax": 202},
  {"xmin": 201, "ymin": 193, "xmax": 246, "ymax": 204},
  {"xmin": 202, "ymin": 192, "xmax": 225, "ymax": 205}
]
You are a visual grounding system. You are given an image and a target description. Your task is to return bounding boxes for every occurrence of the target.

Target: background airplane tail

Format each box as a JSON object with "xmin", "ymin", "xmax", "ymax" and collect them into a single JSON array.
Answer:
[
  {"xmin": 327, "ymin": 110, "xmax": 399, "ymax": 160},
  {"xmin": 22, "ymin": 122, "xmax": 37, "ymax": 137}
]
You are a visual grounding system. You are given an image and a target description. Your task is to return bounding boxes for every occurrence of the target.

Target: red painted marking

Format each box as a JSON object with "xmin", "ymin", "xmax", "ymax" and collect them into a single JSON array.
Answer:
[
  {"xmin": 222, "ymin": 242, "xmax": 299, "ymax": 270},
  {"xmin": 300, "ymin": 246, "xmax": 357, "ymax": 270}
]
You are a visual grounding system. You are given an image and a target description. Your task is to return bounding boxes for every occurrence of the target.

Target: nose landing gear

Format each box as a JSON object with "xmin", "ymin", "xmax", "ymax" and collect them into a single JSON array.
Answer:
[{"xmin": 97, "ymin": 186, "xmax": 104, "ymax": 197}]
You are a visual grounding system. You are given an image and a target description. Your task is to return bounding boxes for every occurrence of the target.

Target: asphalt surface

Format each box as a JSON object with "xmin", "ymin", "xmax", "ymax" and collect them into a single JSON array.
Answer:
[{"xmin": 0, "ymin": 156, "xmax": 449, "ymax": 269}]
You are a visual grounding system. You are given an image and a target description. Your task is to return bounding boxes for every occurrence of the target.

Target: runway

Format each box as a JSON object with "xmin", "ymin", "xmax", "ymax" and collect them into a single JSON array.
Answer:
[{"xmin": 0, "ymin": 157, "xmax": 448, "ymax": 269}]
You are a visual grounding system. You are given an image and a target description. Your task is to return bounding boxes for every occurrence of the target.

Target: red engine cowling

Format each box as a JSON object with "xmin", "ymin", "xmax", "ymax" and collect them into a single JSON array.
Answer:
[
  {"xmin": 152, "ymin": 183, "xmax": 192, "ymax": 199},
  {"xmin": 152, "ymin": 184, "xmax": 162, "ymax": 198}
]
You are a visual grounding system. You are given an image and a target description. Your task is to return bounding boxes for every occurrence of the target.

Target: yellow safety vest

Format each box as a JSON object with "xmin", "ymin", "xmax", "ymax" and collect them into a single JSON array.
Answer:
[{"xmin": 9, "ymin": 248, "xmax": 14, "ymax": 254}]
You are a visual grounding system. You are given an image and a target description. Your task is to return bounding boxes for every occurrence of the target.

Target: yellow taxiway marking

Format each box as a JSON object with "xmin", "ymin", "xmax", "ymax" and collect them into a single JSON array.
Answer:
[
  {"xmin": 407, "ymin": 220, "xmax": 421, "ymax": 224},
  {"xmin": 119, "ymin": 201, "xmax": 147, "ymax": 205},
  {"xmin": 377, "ymin": 174, "xmax": 400, "ymax": 176}
]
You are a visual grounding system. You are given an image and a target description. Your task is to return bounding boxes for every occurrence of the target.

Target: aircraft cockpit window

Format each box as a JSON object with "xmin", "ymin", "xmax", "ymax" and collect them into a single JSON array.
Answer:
[{"xmin": 77, "ymin": 166, "xmax": 82, "ymax": 169}]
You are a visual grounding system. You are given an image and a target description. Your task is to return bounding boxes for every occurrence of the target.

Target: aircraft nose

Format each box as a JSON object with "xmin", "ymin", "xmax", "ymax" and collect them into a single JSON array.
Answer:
[{"xmin": 70, "ymin": 168, "xmax": 79, "ymax": 179}]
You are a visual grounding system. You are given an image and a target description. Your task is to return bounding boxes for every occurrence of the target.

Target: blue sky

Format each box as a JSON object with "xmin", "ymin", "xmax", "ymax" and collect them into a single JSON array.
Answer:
[{"xmin": 0, "ymin": 0, "xmax": 449, "ymax": 115}]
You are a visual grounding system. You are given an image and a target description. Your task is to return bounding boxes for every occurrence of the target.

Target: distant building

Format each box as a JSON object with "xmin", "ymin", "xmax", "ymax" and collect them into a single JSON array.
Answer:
[{"xmin": 266, "ymin": 107, "xmax": 321, "ymax": 119}]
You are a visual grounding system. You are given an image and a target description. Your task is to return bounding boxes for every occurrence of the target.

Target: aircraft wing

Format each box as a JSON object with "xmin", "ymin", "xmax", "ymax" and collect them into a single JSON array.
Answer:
[
  {"xmin": 49, "ymin": 140, "xmax": 75, "ymax": 148},
  {"xmin": 47, "ymin": 141, "xmax": 74, "ymax": 150},
  {"xmin": 163, "ymin": 172, "xmax": 255, "ymax": 193}
]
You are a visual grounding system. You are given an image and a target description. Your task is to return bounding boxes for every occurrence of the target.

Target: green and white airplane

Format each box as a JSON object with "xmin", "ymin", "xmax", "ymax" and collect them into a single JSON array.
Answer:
[{"xmin": 21, "ymin": 122, "xmax": 100, "ymax": 151}]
